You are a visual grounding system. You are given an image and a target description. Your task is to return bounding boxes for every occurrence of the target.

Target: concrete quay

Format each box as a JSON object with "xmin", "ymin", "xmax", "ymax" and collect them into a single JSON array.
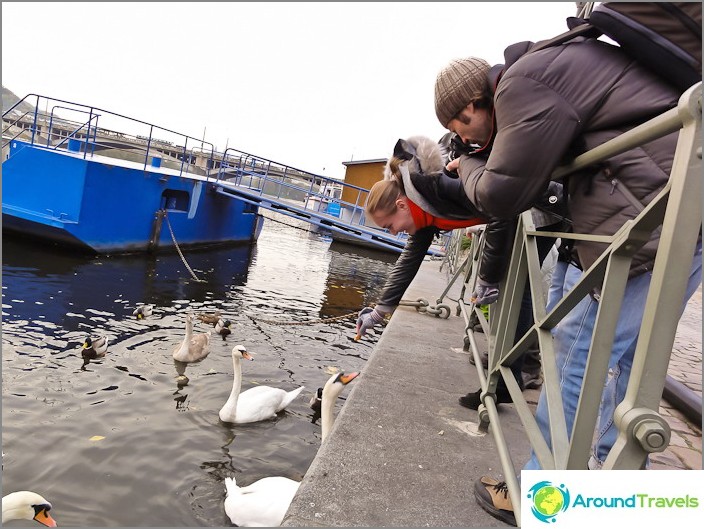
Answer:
[{"xmin": 282, "ymin": 259, "xmax": 702, "ymax": 528}]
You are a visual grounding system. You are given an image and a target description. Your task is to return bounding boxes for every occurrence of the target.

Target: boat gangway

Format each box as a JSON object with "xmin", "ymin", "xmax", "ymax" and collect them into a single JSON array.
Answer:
[
  {"xmin": 2, "ymin": 93, "xmax": 446, "ymax": 255},
  {"xmin": 206, "ymin": 150, "xmax": 447, "ymax": 255}
]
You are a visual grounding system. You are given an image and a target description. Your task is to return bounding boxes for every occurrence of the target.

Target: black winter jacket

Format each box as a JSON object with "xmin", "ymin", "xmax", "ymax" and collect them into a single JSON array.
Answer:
[{"xmin": 459, "ymin": 37, "xmax": 684, "ymax": 277}]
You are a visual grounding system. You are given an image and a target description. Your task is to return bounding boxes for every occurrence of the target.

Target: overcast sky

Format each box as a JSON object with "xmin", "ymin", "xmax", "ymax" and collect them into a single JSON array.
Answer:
[{"xmin": 2, "ymin": 2, "xmax": 580, "ymax": 178}]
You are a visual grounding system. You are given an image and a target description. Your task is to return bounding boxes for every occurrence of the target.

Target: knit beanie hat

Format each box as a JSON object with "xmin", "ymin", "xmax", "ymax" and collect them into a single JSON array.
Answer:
[{"xmin": 434, "ymin": 57, "xmax": 490, "ymax": 128}]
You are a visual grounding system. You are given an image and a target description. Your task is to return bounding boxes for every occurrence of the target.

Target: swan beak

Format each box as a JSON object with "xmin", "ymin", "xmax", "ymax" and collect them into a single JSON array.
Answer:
[
  {"xmin": 340, "ymin": 372, "xmax": 359, "ymax": 384},
  {"xmin": 34, "ymin": 508, "xmax": 57, "ymax": 527},
  {"xmin": 242, "ymin": 351, "xmax": 254, "ymax": 361}
]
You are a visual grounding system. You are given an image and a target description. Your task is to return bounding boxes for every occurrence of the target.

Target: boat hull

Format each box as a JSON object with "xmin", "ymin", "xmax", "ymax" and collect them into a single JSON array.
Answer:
[{"xmin": 2, "ymin": 141, "xmax": 261, "ymax": 253}]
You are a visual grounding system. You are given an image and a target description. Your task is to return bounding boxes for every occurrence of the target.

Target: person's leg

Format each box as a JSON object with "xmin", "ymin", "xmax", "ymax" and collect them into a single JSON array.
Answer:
[
  {"xmin": 590, "ymin": 239, "xmax": 703, "ymax": 467},
  {"xmin": 523, "ymin": 263, "xmax": 590, "ymax": 470}
]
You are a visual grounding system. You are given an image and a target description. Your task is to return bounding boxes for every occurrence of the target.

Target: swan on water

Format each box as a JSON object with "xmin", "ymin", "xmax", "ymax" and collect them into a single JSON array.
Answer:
[
  {"xmin": 218, "ymin": 345, "xmax": 305, "ymax": 424},
  {"xmin": 172, "ymin": 313, "xmax": 211, "ymax": 363}
]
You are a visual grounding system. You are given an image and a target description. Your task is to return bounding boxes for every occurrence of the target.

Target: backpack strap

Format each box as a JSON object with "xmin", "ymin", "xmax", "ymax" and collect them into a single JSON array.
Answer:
[{"xmin": 529, "ymin": 19, "xmax": 602, "ymax": 54}]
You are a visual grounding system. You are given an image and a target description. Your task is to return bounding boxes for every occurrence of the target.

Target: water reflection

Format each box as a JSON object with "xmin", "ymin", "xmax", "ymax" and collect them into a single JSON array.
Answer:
[{"xmin": 1, "ymin": 215, "xmax": 396, "ymax": 527}]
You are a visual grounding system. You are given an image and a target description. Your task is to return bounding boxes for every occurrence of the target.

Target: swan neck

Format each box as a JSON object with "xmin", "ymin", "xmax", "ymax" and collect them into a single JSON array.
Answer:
[
  {"xmin": 321, "ymin": 395, "xmax": 337, "ymax": 442},
  {"xmin": 226, "ymin": 355, "xmax": 242, "ymax": 411}
]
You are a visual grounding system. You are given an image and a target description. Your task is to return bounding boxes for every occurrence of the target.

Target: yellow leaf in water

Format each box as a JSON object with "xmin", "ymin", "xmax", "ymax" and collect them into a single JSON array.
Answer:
[
  {"xmin": 89, "ymin": 436, "xmax": 105, "ymax": 442},
  {"xmin": 324, "ymin": 366, "xmax": 340, "ymax": 375}
]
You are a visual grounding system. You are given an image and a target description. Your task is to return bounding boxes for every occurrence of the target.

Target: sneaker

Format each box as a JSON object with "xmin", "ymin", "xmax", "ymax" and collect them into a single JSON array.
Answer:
[
  {"xmin": 474, "ymin": 476, "xmax": 516, "ymax": 526},
  {"xmin": 458, "ymin": 388, "xmax": 512, "ymax": 410},
  {"xmin": 522, "ymin": 370, "xmax": 543, "ymax": 389},
  {"xmin": 468, "ymin": 351, "xmax": 489, "ymax": 368}
]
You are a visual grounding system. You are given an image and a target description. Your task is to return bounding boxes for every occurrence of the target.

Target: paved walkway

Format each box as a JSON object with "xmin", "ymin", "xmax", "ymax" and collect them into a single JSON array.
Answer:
[
  {"xmin": 283, "ymin": 260, "xmax": 702, "ymax": 527},
  {"xmin": 653, "ymin": 284, "xmax": 702, "ymax": 470}
]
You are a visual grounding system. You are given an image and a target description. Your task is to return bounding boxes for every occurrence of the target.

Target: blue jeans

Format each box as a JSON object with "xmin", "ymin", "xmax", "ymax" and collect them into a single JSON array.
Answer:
[{"xmin": 524, "ymin": 239, "xmax": 702, "ymax": 470}]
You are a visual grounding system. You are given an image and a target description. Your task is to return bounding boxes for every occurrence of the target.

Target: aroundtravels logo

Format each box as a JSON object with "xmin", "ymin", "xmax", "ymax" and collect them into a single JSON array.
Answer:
[{"xmin": 526, "ymin": 481, "xmax": 570, "ymax": 523}]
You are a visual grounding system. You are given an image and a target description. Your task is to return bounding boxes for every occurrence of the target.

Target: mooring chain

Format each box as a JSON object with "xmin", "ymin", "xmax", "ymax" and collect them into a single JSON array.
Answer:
[
  {"xmin": 163, "ymin": 211, "xmax": 205, "ymax": 283},
  {"xmin": 246, "ymin": 311, "xmax": 359, "ymax": 326}
]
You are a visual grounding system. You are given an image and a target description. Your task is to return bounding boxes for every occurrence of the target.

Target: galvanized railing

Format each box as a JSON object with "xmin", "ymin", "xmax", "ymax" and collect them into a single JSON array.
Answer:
[{"xmin": 439, "ymin": 82, "xmax": 701, "ymax": 526}]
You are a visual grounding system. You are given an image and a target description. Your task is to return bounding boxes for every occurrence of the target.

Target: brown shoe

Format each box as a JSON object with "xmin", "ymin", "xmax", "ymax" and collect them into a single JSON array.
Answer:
[{"xmin": 474, "ymin": 476, "xmax": 516, "ymax": 526}]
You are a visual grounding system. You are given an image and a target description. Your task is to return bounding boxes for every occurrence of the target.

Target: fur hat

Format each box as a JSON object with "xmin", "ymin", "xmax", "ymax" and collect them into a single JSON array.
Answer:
[
  {"xmin": 434, "ymin": 57, "xmax": 490, "ymax": 128},
  {"xmin": 384, "ymin": 136, "xmax": 446, "ymax": 181}
]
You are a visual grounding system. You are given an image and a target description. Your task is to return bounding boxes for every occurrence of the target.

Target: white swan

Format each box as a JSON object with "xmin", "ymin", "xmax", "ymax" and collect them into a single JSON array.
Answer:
[
  {"xmin": 219, "ymin": 345, "xmax": 305, "ymax": 424},
  {"xmin": 223, "ymin": 370, "xmax": 359, "ymax": 527},
  {"xmin": 2, "ymin": 491, "xmax": 57, "ymax": 527},
  {"xmin": 172, "ymin": 313, "xmax": 210, "ymax": 363}
]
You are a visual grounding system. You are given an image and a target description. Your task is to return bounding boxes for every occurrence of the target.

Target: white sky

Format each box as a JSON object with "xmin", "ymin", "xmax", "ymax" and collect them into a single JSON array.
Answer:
[{"xmin": 2, "ymin": 2, "xmax": 581, "ymax": 178}]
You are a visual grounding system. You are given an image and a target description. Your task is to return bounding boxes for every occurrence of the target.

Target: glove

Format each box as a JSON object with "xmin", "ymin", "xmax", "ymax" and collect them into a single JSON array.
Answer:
[
  {"xmin": 470, "ymin": 278, "xmax": 500, "ymax": 305},
  {"xmin": 355, "ymin": 307, "xmax": 386, "ymax": 340}
]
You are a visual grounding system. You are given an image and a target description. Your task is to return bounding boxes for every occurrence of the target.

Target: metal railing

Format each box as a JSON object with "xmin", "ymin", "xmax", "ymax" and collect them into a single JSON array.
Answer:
[
  {"xmin": 2, "ymin": 93, "xmax": 437, "ymax": 254},
  {"xmin": 438, "ymin": 82, "xmax": 701, "ymax": 526}
]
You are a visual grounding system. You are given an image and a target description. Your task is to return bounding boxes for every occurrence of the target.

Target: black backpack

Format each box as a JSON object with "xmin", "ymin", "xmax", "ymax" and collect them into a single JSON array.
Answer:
[{"xmin": 533, "ymin": 2, "xmax": 702, "ymax": 93}]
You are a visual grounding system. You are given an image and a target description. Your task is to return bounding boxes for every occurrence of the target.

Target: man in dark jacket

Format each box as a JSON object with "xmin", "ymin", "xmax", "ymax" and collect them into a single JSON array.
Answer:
[{"xmin": 434, "ymin": 37, "xmax": 702, "ymax": 525}]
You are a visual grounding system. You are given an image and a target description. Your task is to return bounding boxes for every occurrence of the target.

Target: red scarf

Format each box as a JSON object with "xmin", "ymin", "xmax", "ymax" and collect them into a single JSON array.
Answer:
[{"xmin": 407, "ymin": 200, "xmax": 485, "ymax": 231}]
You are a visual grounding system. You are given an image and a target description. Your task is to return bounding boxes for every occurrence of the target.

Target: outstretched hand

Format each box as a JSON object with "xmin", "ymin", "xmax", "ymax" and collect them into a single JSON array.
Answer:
[{"xmin": 355, "ymin": 307, "xmax": 385, "ymax": 340}]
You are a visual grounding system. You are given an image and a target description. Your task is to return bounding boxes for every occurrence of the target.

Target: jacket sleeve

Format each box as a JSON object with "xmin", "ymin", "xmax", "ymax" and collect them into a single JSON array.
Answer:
[
  {"xmin": 376, "ymin": 227, "xmax": 436, "ymax": 311},
  {"xmin": 460, "ymin": 74, "xmax": 582, "ymax": 220},
  {"xmin": 477, "ymin": 218, "xmax": 517, "ymax": 284}
]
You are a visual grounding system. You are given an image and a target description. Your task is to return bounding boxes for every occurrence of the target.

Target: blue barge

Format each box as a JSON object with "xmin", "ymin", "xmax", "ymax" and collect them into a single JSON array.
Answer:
[{"xmin": 2, "ymin": 94, "xmax": 262, "ymax": 254}]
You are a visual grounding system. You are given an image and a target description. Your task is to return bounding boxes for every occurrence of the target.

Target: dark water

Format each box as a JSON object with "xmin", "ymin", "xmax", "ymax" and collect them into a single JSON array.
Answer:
[{"xmin": 1, "ymin": 213, "xmax": 396, "ymax": 527}]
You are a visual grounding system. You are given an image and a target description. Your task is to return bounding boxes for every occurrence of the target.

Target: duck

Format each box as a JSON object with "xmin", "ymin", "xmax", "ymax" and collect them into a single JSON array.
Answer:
[
  {"xmin": 214, "ymin": 318, "xmax": 232, "ymax": 340},
  {"xmin": 172, "ymin": 313, "xmax": 211, "ymax": 363},
  {"xmin": 219, "ymin": 345, "xmax": 305, "ymax": 424},
  {"xmin": 2, "ymin": 491, "xmax": 57, "ymax": 527},
  {"xmin": 309, "ymin": 387, "xmax": 323, "ymax": 424},
  {"xmin": 132, "ymin": 304, "xmax": 154, "ymax": 319},
  {"xmin": 197, "ymin": 310, "xmax": 222, "ymax": 326},
  {"xmin": 224, "ymin": 370, "xmax": 359, "ymax": 527},
  {"xmin": 82, "ymin": 334, "xmax": 108, "ymax": 365}
]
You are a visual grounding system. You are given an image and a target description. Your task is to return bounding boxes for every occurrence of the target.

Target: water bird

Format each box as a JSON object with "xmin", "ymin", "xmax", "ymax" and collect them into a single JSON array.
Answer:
[
  {"xmin": 219, "ymin": 345, "xmax": 305, "ymax": 424},
  {"xmin": 82, "ymin": 334, "xmax": 108, "ymax": 365},
  {"xmin": 2, "ymin": 491, "xmax": 57, "ymax": 527},
  {"xmin": 132, "ymin": 304, "xmax": 154, "ymax": 319},
  {"xmin": 224, "ymin": 370, "xmax": 359, "ymax": 526},
  {"xmin": 197, "ymin": 310, "xmax": 222, "ymax": 326},
  {"xmin": 214, "ymin": 318, "xmax": 232, "ymax": 340},
  {"xmin": 309, "ymin": 387, "xmax": 323, "ymax": 423},
  {"xmin": 172, "ymin": 313, "xmax": 211, "ymax": 363}
]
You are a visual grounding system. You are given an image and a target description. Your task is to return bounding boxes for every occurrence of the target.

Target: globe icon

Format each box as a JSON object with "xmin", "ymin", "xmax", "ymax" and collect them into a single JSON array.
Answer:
[{"xmin": 533, "ymin": 486, "xmax": 564, "ymax": 516}]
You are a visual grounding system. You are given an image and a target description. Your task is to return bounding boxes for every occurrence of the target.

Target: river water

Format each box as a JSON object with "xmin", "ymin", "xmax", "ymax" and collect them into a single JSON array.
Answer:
[{"xmin": 1, "ymin": 213, "xmax": 397, "ymax": 527}]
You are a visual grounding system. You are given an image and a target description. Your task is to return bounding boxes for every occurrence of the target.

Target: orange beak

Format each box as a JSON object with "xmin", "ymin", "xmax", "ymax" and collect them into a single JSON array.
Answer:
[
  {"xmin": 340, "ymin": 372, "xmax": 359, "ymax": 384},
  {"xmin": 34, "ymin": 508, "xmax": 57, "ymax": 527}
]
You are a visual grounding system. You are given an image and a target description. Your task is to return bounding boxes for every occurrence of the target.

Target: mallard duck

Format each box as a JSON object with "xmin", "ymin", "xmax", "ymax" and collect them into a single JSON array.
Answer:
[
  {"xmin": 172, "ymin": 313, "xmax": 211, "ymax": 363},
  {"xmin": 82, "ymin": 334, "xmax": 108, "ymax": 365},
  {"xmin": 309, "ymin": 387, "xmax": 323, "ymax": 424},
  {"xmin": 223, "ymin": 370, "xmax": 358, "ymax": 527},
  {"xmin": 214, "ymin": 318, "xmax": 232, "ymax": 340},
  {"xmin": 132, "ymin": 304, "xmax": 154, "ymax": 319},
  {"xmin": 219, "ymin": 345, "xmax": 305, "ymax": 424},
  {"xmin": 2, "ymin": 491, "xmax": 57, "ymax": 527},
  {"xmin": 197, "ymin": 310, "xmax": 222, "ymax": 326}
]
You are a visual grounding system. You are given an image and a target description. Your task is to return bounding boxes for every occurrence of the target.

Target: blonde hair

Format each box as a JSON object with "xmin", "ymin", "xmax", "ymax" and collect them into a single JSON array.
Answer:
[{"xmin": 365, "ymin": 178, "xmax": 404, "ymax": 216}]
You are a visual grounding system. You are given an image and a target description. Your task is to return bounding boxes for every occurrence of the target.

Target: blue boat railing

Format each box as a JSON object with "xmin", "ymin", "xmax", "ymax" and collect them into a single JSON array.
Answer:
[{"xmin": 2, "ymin": 93, "xmax": 438, "ymax": 254}]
